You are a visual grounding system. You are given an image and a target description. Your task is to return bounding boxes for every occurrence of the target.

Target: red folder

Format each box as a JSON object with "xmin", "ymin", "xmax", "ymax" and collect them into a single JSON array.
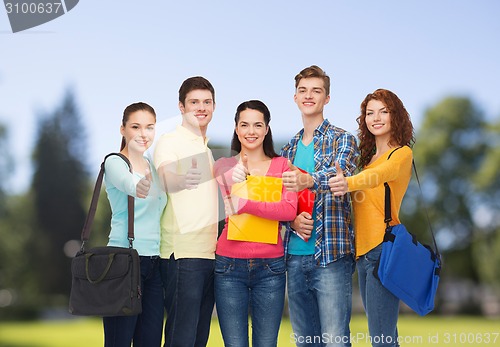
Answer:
[
  {"xmin": 296, "ymin": 167, "xmax": 315, "ymax": 215},
  {"xmin": 297, "ymin": 188, "xmax": 315, "ymax": 215}
]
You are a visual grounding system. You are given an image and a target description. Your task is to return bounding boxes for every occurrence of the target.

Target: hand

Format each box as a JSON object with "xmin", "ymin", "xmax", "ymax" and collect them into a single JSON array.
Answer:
[
  {"xmin": 282, "ymin": 160, "xmax": 313, "ymax": 192},
  {"xmin": 328, "ymin": 162, "xmax": 348, "ymax": 196},
  {"xmin": 223, "ymin": 195, "xmax": 240, "ymax": 216},
  {"xmin": 185, "ymin": 158, "xmax": 202, "ymax": 190},
  {"xmin": 232, "ymin": 154, "xmax": 249, "ymax": 183},
  {"xmin": 136, "ymin": 167, "xmax": 152, "ymax": 198},
  {"xmin": 182, "ymin": 111, "xmax": 201, "ymax": 129},
  {"xmin": 291, "ymin": 212, "xmax": 314, "ymax": 241}
]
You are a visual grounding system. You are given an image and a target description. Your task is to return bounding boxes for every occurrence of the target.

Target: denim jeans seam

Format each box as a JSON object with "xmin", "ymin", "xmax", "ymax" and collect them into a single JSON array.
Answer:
[{"xmin": 165, "ymin": 259, "xmax": 181, "ymax": 346}]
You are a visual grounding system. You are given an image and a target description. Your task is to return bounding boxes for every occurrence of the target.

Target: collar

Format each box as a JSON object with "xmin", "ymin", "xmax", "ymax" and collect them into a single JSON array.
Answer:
[
  {"xmin": 314, "ymin": 118, "xmax": 331, "ymax": 136},
  {"xmin": 177, "ymin": 125, "xmax": 210, "ymax": 146}
]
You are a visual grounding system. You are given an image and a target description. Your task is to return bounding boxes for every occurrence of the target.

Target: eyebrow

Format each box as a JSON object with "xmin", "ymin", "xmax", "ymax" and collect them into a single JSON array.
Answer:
[
  {"xmin": 239, "ymin": 121, "xmax": 265, "ymax": 125},
  {"xmin": 366, "ymin": 107, "xmax": 387, "ymax": 112},
  {"xmin": 297, "ymin": 86, "xmax": 324, "ymax": 91},
  {"xmin": 130, "ymin": 122, "xmax": 155, "ymax": 126},
  {"xmin": 187, "ymin": 98, "xmax": 213, "ymax": 102}
]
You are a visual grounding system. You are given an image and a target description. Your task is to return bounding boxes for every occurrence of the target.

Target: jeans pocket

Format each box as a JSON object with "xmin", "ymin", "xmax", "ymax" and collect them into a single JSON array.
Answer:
[
  {"xmin": 214, "ymin": 257, "xmax": 233, "ymax": 275},
  {"xmin": 365, "ymin": 243, "xmax": 383, "ymax": 263},
  {"xmin": 266, "ymin": 257, "xmax": 286, "ymax": 275}
]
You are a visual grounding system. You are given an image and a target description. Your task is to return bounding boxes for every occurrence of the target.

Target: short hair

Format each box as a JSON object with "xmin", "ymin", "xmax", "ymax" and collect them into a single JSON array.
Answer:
[
  {"xmin": 178, "ymin": 76, "xmax": 215, "ymax": 105},
  {"xmin": 230, "ymin": 100, "xmax": 278, "ymax": 158},
  {"xmin": 294, "ymin": 65, "xmax": 330, "ymax": 96},
  {"xmin": 356, "ymin": 89, "xmax": 415, "ymax": 168}
]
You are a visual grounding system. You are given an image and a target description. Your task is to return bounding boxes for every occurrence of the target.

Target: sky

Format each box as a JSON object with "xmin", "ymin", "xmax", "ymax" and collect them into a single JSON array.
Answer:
[{"xmin": 1, "ymin": 0, "xmax": 499, "ymax": 193}]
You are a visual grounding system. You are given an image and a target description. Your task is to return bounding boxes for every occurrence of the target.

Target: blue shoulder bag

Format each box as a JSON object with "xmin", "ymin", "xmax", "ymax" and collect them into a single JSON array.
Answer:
[{"xmin": 375, "ymin": 149, "xmax": 442, "ymax": 316}]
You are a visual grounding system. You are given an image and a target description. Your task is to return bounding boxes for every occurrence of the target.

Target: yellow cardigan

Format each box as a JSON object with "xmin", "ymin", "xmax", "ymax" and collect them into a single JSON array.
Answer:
[{"xmin": 347, "ymin": 146, "xmax": 413, "ymax": 257}]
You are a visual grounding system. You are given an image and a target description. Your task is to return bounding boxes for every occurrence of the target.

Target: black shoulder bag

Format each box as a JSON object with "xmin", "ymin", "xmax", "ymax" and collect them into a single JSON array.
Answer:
[{"xmin": 69, "ymin": 153, "xmax": 142, "ymax": 316}]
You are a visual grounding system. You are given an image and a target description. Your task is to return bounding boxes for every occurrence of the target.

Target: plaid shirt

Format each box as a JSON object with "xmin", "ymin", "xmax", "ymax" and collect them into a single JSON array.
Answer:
[{"xmin": 280, "ymin": 119, "xmax": 359, "ymax": 267}]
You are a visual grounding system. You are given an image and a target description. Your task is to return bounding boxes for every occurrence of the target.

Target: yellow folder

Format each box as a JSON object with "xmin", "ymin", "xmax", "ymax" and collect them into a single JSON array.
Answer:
[{"xmin": 228, "ymin": 175, "xmax": 283, "ymax": 244}]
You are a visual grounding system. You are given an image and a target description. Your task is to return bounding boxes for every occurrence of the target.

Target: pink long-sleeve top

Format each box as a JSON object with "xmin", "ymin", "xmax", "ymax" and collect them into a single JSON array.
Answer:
[{"xmin": 214, "ymin": 156, "xmax": 298, "ymax": 259}]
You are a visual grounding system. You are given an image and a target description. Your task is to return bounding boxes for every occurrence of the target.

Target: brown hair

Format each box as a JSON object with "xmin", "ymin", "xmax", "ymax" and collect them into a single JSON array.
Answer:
[
  {"xmin": 356, "ymin": 89, "xmax": 415, "ymax": 168},
  {"xmin": 120, "ymin": 102, "xmax": 156, "ymax": 151},
  {"xmin": 230, "ymin": 100, "xmax": 278, "ymax": 158},
  {"xmin": 178, "ymin": 76, "xmax": 215, "ymax": 106},
  {"xmin": 294, "ymin": 65, "xmax": 330, "ymax": 96}
]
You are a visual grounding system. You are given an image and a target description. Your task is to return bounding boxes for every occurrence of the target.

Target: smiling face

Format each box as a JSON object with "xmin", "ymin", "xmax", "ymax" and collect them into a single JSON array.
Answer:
[
  {"xmin": 294, "ymin": 77, "xmax": 330, "ymax": 118},
  {"xmin": 235, "ymin": 108, "xmax": 269, "ymax": 152},
  {"xmin": 179, "ymin": 89, "xmax": 215, "ymax": 134},
  {"xmin": 120, "ymin": 110, "xmax": 155, "ymax": 154},
  {"xmin": 365, "ymin": 99, "xmax": 392, "ymax": 139}
]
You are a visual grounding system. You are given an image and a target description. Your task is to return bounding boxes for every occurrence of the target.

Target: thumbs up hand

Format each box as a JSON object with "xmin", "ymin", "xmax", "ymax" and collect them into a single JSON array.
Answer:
[
  {"xmin": 232, "ymin": 153, "xmax": 249, "ymax": 183},
  {"xmin": 328, "ymin": 162, "xmax": 348, "ymax": 196},
  {"xmin": 282, "ymin": 160, "xmax": 313, "ymax": 192},
  {"xmin": 185, "ymin": 157, "xmax": 202, "ymax": 190},
  {"xmin": 136, "ymin": 167, "xmax": 152, "ymax": 198}
]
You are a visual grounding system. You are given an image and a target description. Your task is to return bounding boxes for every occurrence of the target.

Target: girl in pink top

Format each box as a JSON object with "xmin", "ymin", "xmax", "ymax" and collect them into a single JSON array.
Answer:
[{"xmin": 214, "ymin": 100, "xmax": 297, "ymax": 347}]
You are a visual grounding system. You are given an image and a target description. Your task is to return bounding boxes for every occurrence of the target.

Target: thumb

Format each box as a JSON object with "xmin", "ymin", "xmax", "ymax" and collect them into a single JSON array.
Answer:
[
  {"xmin": 288, "ymin": 159, "xmax": 298, "ymax": 171},
  {"xmin": 144, "ymin": 167, "xmax": 152, "ymax": 182},
  {"xmin": 192, "ymin": 157, "xmax": 198, "ymax": 169},
  {"xmin": 240, "ymin": 153, "xmax": 249, "ymax": 169},
  {"xmin": 335, "ymin": 161, "xmax": 344, "ymax": 176},
  {"xmin": 302, "ymin": 212, "xmax": 312, "ymax": 220}
]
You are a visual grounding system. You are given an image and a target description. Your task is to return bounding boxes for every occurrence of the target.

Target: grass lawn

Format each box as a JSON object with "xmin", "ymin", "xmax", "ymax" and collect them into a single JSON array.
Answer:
[{"xmin": 0, "ymin": 315, "xmax": 499, "ymax": 346}]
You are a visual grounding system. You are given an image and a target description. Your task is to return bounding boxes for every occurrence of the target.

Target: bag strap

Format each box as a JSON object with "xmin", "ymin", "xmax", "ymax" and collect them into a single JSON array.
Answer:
[
  {"xmin": 80, "ymin": 153, "xmax": 135, "ymax": 250},
  {"xmin": 384, "ymin": 148, "xmax": 440, "ymax": 257},
  {"xmin": 383, "ymin": 147, "xmax": 403, "ymax": 225}
]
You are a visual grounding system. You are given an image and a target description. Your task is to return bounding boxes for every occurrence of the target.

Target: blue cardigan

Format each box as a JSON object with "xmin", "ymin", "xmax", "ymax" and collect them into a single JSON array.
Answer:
[{"xmin": 104, "ymin": 155, "xmax": 167, "ymax": 256}]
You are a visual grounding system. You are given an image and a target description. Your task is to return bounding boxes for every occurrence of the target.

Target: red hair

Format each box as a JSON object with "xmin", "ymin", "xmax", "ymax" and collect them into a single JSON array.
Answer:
[{"xmin": 356, "ymin": 89, "xmax": 415, "ymax": 168}]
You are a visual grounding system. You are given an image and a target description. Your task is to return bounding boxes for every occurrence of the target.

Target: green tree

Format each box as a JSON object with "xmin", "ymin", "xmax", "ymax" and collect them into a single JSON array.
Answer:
[
  {"xmin": 0, "ymin": 124, "xmax": 12, "ymax": 216},
  {"xmin": 0, "ymin": 124, "xmax": 40, "ymax": 319},
  {"xmin": 31, "ymin": 89, "xmax": 88, "ymax": 302},
  {"xmin": 402, "ymin": 97, "xmax": 487, "ymax": 281},
  {"xmin": 0, "ymin": 193, "xmax": 41, "ymax": 319},
  {"xmin": 471, "ymin": 119, "xmax": 500, "ymax": 294}
]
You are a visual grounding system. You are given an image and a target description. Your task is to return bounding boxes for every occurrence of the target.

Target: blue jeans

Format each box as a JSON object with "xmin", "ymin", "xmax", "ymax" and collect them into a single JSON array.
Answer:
[
  {"xmin": 286, "ymin": 254, "xmax": 355, "ymax": 347},
  {"xmin": 214, "ymin": 255, "xmax": 286, "ymax": 347},
  {"xmin": 160, "ymin": 255, "xmax": 215, "ymax": 347},
  {"xmin": 103, "ymin": 256, "xmax": 164, "ymax": 347},
  {"xmin": 357, "ymin": 245, "xmax": 400, "ymax": 347}
]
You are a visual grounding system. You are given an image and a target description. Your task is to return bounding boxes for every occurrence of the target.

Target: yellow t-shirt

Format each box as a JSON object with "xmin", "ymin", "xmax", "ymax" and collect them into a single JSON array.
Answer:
[
  {"xmin": 347, "ymin": 146, "xmax": 413, "ymax": 257},
  {"xmin": 154, "ymin": 125, "xmax": 218, "ymax": 260}
]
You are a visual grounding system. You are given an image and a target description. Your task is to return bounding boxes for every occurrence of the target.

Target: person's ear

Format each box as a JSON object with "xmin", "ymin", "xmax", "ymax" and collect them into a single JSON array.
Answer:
[
  {"xmin": 120, "ymin": 125, "xmax": 125, "ymax": 136},
  {"xmin": 179, "ymin": 101, "xmax": 185, "ymax": 114},
  {"xmin": 324, "ymin": 95, "xmax": 331, "ymax": 106}
]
